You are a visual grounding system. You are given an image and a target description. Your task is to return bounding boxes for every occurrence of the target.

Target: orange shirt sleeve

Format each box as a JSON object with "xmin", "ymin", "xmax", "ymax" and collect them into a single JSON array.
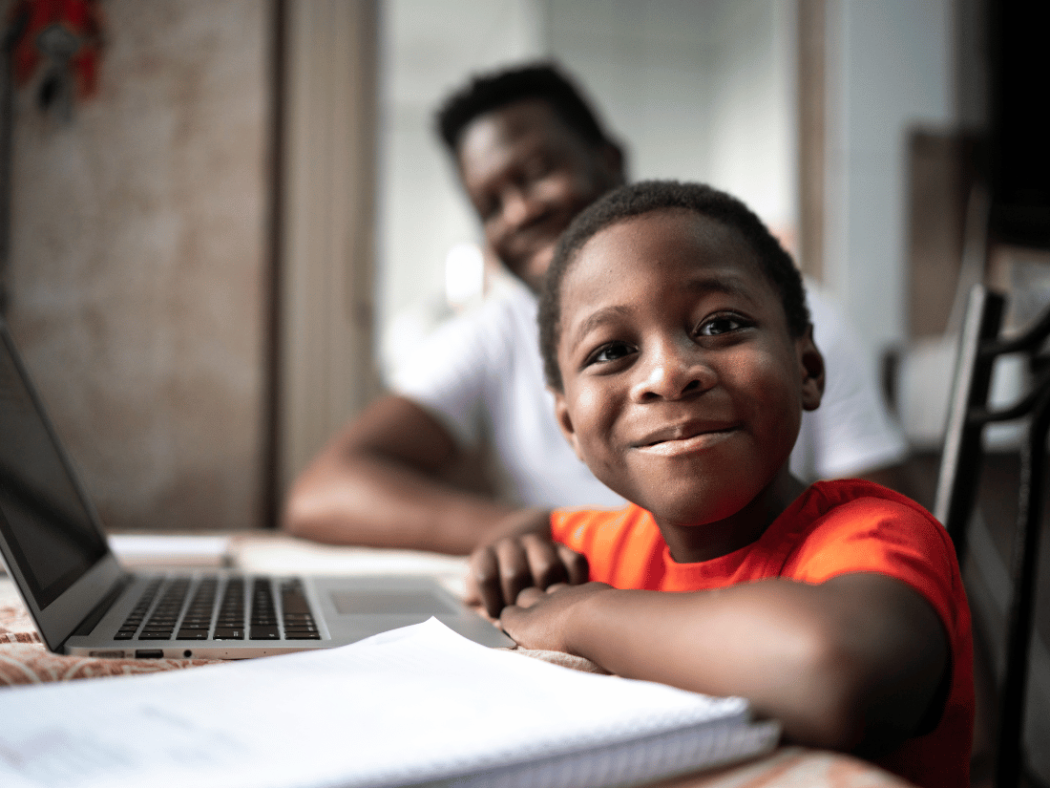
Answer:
[{"xmin": 782, "ymin": 494, "xmax": 966, "ymax": 640}]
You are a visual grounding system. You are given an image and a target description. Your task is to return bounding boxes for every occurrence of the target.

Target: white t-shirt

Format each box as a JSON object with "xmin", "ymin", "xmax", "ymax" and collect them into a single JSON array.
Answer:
[
  {"xmin": 390, "ymin": 277, "xmax": 624, "ymax": 509},
  {"xmin": 793, "ymin": 280, "xmax": 908, "ymax": 479},
  {"xmin": 389, "ymin": 278, "xmax": 907, "ymax": 508}
]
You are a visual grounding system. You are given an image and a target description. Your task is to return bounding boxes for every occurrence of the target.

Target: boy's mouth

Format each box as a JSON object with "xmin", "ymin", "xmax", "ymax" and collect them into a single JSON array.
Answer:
[{"xmin": 633, "ymin": 423, "xmax": 740, "ymax": 457}]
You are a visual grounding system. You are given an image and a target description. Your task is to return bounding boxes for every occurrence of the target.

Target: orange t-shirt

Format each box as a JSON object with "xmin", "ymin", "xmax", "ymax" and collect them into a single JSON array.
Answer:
[{"xmin": 551, "ymin": 479, "xmax": 973, "ymax": 788}]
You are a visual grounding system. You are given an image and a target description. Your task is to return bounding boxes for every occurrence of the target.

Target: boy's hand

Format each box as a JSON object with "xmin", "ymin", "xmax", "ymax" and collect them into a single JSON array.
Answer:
[
  {"xmin": 465, "ymin": 508, "xmax": 589, "ymax": 619},
  {"xmin": 499, "ymin": 582, "xmax": 611, "ymax": 654}
]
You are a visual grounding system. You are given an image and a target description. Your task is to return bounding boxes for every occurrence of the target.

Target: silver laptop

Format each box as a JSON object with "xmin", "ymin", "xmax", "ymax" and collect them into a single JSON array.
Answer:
[{"xmin": 0, "ymin": 320, "xmax": 513, "ymax": 658}]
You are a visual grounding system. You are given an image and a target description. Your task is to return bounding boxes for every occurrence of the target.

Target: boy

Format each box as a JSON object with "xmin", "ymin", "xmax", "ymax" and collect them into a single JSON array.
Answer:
[{"xmin": 466, "ymin": 181, "xmax": 973, "ymax": 788}]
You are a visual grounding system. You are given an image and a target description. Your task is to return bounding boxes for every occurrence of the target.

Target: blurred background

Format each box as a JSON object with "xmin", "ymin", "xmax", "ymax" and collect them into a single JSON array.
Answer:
[
  {"xmin": 2, "ymin": 0, "xmax": 1049, "ymax": 775},
  {"xmin": 0, "ymin": 0, "xmax": 1045, "ymax": 533}
]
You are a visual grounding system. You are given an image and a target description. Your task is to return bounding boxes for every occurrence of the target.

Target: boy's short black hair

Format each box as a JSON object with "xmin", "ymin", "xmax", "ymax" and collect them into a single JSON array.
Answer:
[
  {"xmin": 539, "ymin": 180, "xmax": 811, "ymax": 391},
  {"xmin": 436, "ymin": 61, "xmax": 616, "ymax": 155}
]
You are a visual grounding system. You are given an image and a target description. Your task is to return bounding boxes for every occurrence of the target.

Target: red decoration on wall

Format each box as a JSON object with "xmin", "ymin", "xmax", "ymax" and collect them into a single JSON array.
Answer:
[{"xmin": 8, "ymin": 0, "xmax": 104, "ymax": 111}]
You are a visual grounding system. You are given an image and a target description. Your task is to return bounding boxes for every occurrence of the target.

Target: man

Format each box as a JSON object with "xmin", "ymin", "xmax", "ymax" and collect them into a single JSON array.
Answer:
[{"xmin": 282, "ymin": 63, "xmax": 910, "ymax": 554}]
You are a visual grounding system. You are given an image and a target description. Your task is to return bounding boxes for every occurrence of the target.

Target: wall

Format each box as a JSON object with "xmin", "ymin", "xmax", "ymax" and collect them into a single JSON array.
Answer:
[
  {"xmin": 822, "ymin": 0, "xmax": 953, "ymax": 352},
  {"xmin": 277, "ymin": 0, "xmax": 380, "ymax": 493},
  {"xmin": 548, "ymin": 0, "xmax": 796, "ymax": 235},
  {"xmin": 375, "ymin": 0, "xmax": 543, "ymax": 377},
  {"xmin": 4, "ymin": 0, "xmax": 271, "ymax": 532}
]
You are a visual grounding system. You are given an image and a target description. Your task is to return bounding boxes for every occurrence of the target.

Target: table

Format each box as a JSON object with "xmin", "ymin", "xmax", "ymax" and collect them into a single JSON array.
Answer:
[{"xmin": 0, "ymin": 534, "xmax": 915, "ymax": 788}]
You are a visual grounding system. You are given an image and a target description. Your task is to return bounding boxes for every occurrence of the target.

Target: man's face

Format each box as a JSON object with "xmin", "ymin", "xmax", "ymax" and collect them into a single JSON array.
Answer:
[
  {"xmin": 552, "ymin": 210, "xmax": 823, "ymax": 551},
  {"xmin": 456, "ymin": 99, "xmax": 623, "ymax": 293}
]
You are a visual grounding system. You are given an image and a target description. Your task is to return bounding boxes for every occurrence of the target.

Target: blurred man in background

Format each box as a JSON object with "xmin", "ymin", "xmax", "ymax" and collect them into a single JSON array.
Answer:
[{"xmin": 283, "ymin": 62, "xmax": 910, "ymax": 554}]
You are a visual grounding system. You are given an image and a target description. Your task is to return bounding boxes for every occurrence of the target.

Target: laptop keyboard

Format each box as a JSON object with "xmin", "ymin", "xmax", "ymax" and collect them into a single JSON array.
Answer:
[{"xmin": 114, "ymin": 575, "xmax": 320, "ymax": 642}]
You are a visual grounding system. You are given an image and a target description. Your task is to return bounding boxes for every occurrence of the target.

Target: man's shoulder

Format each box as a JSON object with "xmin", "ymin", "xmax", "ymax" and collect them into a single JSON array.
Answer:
[
  {"xmin": 386, "ymin": 275, "xmax": 544, "ymax": 430},
  {"xmin": 437, "ymin": 277, "xmax": 537, "ymax": 340}
]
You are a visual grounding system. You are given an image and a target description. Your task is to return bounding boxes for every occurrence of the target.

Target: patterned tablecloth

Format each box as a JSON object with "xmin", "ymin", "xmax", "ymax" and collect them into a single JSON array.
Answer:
[{"xmin": 0, "ymin": 578, "xmax": 224, "ymax": 685}]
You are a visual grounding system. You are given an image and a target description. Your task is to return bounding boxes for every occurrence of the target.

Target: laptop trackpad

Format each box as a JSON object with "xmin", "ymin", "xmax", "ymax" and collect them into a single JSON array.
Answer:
[{"xmin": 330, "ymin": 590, "xmax": 460, "ymax": 616}]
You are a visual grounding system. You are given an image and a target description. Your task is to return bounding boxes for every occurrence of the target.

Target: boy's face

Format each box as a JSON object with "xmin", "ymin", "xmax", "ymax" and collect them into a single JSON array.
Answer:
[
  {"xmin": 553, "ymin": 209, "xmax": 824, "ymax": 538},
  {"xmin": 456, "ymin": 99, "xmax": 622, "ymax": 293}
]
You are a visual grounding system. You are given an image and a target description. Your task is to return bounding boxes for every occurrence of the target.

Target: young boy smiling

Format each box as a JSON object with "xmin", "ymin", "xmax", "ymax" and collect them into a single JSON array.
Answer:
[{"xmin": 466, "ymin": 181, "xmax": 973, "ymax": 788}]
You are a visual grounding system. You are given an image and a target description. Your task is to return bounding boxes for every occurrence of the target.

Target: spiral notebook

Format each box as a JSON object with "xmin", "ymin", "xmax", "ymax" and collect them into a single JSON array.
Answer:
[{"xmin": 0, "ymin": 618, "xmax": 780, "ymax": 788}]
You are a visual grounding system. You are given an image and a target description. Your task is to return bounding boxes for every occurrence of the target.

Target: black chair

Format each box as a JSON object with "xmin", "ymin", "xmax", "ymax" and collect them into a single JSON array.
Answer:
[{"xmin": 934, "ymin": 283, "xmax": 1050, "ymax": 788}]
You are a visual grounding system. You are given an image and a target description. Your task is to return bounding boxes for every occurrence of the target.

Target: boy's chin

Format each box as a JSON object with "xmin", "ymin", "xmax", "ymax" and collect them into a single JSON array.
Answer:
[
  {"xmin": 650, "ymin": 473, "xmax": 806, "ymax": 534},
  {"xmin": 646, "ymin": 499, "xmax": 746, "ymax": 530}
]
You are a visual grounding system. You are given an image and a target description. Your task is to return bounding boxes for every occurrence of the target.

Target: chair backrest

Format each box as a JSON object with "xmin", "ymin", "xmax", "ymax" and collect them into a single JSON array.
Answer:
[{"xmin": 934, "ymin": 283, "xmax": 1050, "ymax": 788}]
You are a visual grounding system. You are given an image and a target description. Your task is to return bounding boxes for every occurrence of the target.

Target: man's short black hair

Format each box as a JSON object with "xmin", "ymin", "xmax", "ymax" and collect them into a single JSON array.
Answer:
[
  {"xmin": 538, "ymin": 180, "xmax": 811, "ymax": 391},
  {"xmin": 436, "ymin": 61, "xmax": 615, "ymax": 154}
]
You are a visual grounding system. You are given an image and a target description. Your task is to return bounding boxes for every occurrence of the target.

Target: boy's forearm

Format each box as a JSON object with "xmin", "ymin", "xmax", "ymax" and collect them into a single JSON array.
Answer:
[{"xmin": 560, "ymin": 576, "xmax": 946, "ymax": 752}]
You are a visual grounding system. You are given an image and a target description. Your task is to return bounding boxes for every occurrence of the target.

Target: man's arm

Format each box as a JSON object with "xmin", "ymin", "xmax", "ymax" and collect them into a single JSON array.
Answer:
[
  {"xmin": 501, "ymin": 574, "xmax": 948, "ymax": 755},
  {"xmin": 282, "ymin": 395, "xmax": 517, "ymax": 554}
]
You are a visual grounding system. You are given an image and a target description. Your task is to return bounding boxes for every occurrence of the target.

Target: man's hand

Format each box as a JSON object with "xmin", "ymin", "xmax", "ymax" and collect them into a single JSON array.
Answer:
[
  {"xmin": 465, "ymin": 508, "xmax": 589, "ymax": 618},
  {"xmin": 500, "ymin": 582, "xmax": 612, "ymax": 653}
]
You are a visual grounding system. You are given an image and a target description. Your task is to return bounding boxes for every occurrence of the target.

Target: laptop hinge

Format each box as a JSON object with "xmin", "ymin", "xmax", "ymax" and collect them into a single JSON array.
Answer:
[{"xmin": 72, "ymin": 574, "xmax": 132, "ymax": 637}]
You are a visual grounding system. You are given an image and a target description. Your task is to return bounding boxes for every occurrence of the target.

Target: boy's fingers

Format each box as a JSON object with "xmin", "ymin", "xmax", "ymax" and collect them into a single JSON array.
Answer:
[
  {"xmin": 557, "ymin": 544, "xmax": 590, "ymax": 585},
  {"xmin": 469, "ymin": 533, "xmax": 580, "ymax": 619},
  {"xmin": 521, "ymin": 533, "xmax": 568, "ymax": 589},
  {"xmin": 494, "ymin": 538, "xmax": 533, "ymax": 613},
  {"xmin": 513, "ymin": 586, "xmax": 546, "ymax": 608},
  {"xmin": 468, "ymin": 545, "xmax": 505, "ymax": 618}
]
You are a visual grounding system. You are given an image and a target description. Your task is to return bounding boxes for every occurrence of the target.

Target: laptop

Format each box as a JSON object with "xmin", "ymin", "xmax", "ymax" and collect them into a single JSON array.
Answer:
[{"xmin": 0, "ymin": 319, "xmax": 513, "ymax": 658}]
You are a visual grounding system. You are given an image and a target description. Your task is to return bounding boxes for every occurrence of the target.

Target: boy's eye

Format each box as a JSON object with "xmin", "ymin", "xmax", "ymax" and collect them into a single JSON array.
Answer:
[
  {"xmin": 588, "ymin": 341, "xmax": 634, "ymax": 365},
  {"xmin": 697, "ymin": 314, "xmax": 748, "ymax": 337}
]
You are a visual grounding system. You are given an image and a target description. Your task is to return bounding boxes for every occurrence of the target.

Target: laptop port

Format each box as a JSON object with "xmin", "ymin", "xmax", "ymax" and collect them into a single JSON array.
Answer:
[{"xmin": 134, "ymin": 649, "xmax": 164, "ymax": 659}]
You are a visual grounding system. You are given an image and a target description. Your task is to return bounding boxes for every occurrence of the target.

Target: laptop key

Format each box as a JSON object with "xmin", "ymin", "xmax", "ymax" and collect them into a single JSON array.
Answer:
[
  {"xmin": 213, "ymin": 628, "xmax": 244, "ymax": 639},
  {"xmin": 280, "ymin": 580, "xmax": 319, "ymax": 640},
  {"xmin": 250, "ymin": 625, "xmax": 280, "ymax": 640}
]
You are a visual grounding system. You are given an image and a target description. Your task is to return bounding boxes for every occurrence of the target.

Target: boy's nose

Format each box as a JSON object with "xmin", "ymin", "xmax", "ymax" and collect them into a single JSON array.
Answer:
[{"xmin": 630, "ymin": 344, "xmax": 716, "ymax": 403}]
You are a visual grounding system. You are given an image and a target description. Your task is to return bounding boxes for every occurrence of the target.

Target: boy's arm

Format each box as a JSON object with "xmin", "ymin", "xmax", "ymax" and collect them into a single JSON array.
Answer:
[
  {"xmin": 282, "ymin": 395, "xmax": 518, "ymax": 554},
  {"xmin": 501, "ymin": 574, "xmax": 948, "ymax": 754}
]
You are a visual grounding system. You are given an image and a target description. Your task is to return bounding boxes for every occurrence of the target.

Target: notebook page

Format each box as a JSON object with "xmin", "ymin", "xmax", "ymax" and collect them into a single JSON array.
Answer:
[{"xmin": 0, "ymin": 618, "xmax": 778, "ymax": 788}]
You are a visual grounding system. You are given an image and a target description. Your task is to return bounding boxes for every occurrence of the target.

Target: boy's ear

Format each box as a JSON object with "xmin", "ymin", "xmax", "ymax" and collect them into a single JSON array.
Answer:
[
  {"xmin": 797, "ymin": 324, "xmax": 825, "ymax": 412},
  {"xmin": 552, "ymin": 388, "xmax": 585, "ymax": 461}
]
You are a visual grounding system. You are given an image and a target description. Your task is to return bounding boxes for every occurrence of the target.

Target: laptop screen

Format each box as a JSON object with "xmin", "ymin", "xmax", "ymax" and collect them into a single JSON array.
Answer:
[{"xmin": 0, "ymin": 325, "xmax": 108, "ymax": 609}]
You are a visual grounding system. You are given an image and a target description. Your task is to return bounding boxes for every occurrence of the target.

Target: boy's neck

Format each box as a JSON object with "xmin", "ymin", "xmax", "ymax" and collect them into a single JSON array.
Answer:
[{"xmin": 658, "ymin": 471, "xmax": 808, "ymax": 564}]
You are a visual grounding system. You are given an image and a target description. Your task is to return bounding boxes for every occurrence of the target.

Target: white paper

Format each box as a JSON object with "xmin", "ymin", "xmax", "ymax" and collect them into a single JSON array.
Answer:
[
  {"xmin": 0, "ymin": 619, "xmax": 770, "ymax": 788},
  {"xmin": 107, "ymin": 534, "xmax": 233, "ymax": 568}
]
